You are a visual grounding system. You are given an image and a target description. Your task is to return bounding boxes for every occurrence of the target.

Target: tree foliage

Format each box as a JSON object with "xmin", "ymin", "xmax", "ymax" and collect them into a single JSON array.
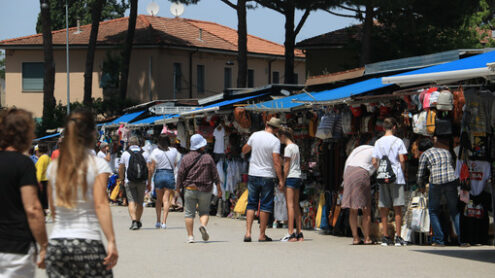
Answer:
[
  {"xmin": 36, "ymin": 0, "xmax": 128, "ymax": 33},
  {"xmin": 0, "ymin": 51, "xmax": 5, "ymax": 79}
]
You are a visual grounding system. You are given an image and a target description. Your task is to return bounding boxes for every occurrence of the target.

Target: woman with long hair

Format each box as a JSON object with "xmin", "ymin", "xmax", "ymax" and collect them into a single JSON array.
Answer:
[
  {"xmin": 279, "ymin": 127, "xmax": 304, "ymax": 242},
  {"xmin": 148, "ymin": 135, "xmax": 180, "ymax": 229},
  {"xmin": 45, "ymin": 110, "xmax": 118, "ymax": 277}
]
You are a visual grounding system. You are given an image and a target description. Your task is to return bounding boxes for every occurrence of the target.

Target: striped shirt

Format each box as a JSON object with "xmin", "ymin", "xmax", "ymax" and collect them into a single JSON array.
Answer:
[{"xmin": 417, "ymin": 147, "xmax": 457, "ymax": 186}]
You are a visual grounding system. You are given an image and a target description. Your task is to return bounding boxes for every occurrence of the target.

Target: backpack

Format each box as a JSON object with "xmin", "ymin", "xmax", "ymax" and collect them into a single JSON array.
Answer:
[
  {"xmin": 376, "ymin": 139, "xmax": 397, "ymax": 184},
  {"xmin": 126, "ymin": 150, "xmax": 148, "ymax": 182}
]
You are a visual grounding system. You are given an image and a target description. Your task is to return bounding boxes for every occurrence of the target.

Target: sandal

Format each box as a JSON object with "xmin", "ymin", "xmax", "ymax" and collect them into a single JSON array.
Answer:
[
  {"xmin": 296, "ymin": 232, "xmax": 304, "ymax": 242},
  {"xmin": 352, "ymin": 240, "xmax": 364, "ymax": 245},
  {"xmin": 364, "ymin": 241, "xmax": 375, "ymax": 245},
  {"xmin": 243, "ymin": 236, "xmax": 252, "ymax": 242},
  {"xmin": 258, "ymin": 236, "xmax": 273, "ymax": 242}
]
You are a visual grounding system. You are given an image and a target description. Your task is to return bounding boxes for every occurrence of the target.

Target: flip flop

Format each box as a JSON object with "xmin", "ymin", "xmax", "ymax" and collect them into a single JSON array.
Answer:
[
  {"xmin": 258, "ymin": 236, "xmax": 273, "ymax": 242},
  {"xmin": 243, "ymin": 236, "xmax": 252, "ymax": 242},
  {"xmin": 352, "ymin": 240, "xmax": 364, "ymax": 245},
  {"xmin": 364, "ymin": 241, "xmax": 375, "ymax": 245}
]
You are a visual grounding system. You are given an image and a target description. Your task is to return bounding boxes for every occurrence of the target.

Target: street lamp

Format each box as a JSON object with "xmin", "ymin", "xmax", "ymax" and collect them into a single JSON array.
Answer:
[{"xmin": 65, "ymin": 0, "xmax": 70, "ymax": 115}]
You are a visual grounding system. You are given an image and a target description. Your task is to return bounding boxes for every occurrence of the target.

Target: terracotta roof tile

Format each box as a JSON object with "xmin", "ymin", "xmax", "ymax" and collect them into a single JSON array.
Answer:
[{"xmin": 0, "ymin": 15, "xmax": 303, "ymax": 58}]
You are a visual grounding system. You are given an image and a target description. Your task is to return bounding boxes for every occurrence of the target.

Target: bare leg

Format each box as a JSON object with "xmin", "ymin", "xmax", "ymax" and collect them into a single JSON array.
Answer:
[
  {"xmin": 128, "ymin": 202, "xmax": 137, "ymax": 221},
  {"xmin": 185, "ymin": 218, "xmax": 194, "ymax": 237},
  {"xmin": 199, "ymin": 214, "xmax": 209, "ymax": 227},
  {"xmin": 136, "ymin": 204, "xmax": 144, "ymax": 221},
  {"xmin": 162, "ymin": 189, "xmax": 172, "ymax": 224},
  {"xmin": 294, "ymin": 189, "xmax": 302, "ymax": 234},
  {"xmin": 393, "ymin": 206, "xmax": 403, "ymax": 238},
  {"xmin": 259, "ymin": 211, "xmax": 270, "ymax": 240},
  {"xmin": 380, "ymin": 207, "xmax": 390, "ymax": 238},
  {"xmin": 286, "ymin": 188, "xmax": 296, "ymax": 235},
  {"xmin": 245, "ymin": 209, "xmax": 255, "ymax": 238},
  {"xmin": 349, "ymin": 209, "xmax": 360, "ymax": 243},
  {"xmin": 362, "ymin": 207, "xmax": 372, "ymax": 243},
  {"xmin": 155, "ymin": 188, "xmax": 164, "ymax": 223}
]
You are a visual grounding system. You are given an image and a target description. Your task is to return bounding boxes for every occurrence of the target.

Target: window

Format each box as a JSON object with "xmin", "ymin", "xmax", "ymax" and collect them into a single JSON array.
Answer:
[
  {"xmin": 22, "ymin": 62, "xmax": 44, "ymax": 91},
  {"xmin": 197, "ymin": 65, "xmax": 205, "ymax": 94},
  {"xmin": 247, "ymin": 69, "xmax": 254, "ymax": 88},
  {"xmin": 173, "ymin": 63, "xmax": 182, "ymax": 93},
  {"xmin": 272, "ymin": 71, "xmax": 280, "ymax": 84},
  {"xmin": 224, "ymin": 67, "xmax": 232, "ymax": 89},
  {"xmin": 293, "ymin": 73, "xmax": 299, "ymax": 84}
]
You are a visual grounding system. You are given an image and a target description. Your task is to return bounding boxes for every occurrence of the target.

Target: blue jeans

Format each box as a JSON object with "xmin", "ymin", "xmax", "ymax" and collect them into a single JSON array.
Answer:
[
  {"xmin": 154, "ymin": 169, "xmax": 175, "ymax": 190},
  {"xmin": 247, "ymin": 176, "xmax": 275, "ymax": 213},
  {"xmin": 429, "ymin": 180, "xmax": 460, "ymax": 245},
  {"xmin": 286, "ymin": 178, "xmax": 302, "ymax": 189}
]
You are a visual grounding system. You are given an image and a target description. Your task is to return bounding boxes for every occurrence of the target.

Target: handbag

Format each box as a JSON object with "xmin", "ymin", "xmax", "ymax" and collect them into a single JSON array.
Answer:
[
  {"xmin": 434, "ymin": 116, "xmax": 452, "ymax": 136},
  {"xmin": 426, "ymin": 109, "xmax": 436, "ymax": 135},
  {"xmin": 410, "ymin": 195, "xmax": 430, "ymax": 233},
  {"xmin": 110, "ymin": 180, "xmax": 121, "ymax": 201}
]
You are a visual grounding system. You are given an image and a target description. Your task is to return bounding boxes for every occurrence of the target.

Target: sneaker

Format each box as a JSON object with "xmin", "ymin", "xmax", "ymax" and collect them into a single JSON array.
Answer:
[
  {"xmin": 130, "ymin": 221, "xmax": 139, "ymax": 230},
  {"xmin": 432, "ymin": 242, "xmax": 445, "ymax": 247},
  {"xmin": 395, "ymin": 236, "xmax": 407, "ymax": 247},
  {"xmin": 296, "ymin": 232, "xmax": 304, "ymax": 242},
  {"xmin": 137, "ymin": 221, "xmax": 142, "ymax": 229},
  {"xmin": 161, "ymin": 223, "xmax": 167, "ymax": 229},
  {"xmin": 381, "ymin": 236, "xmax": 394, "ymax": 246},
  {"xmin": 187, "ymin": 236, "xmax": 195, "ymax": 243},
  {"xmin": 199, "ymin": 226, "xmax": 209, "ymax": 241},
  {"xmin": 155, "ymin": 222, "xmax": 161, "ymax": 229},
  {"xmin": 280, "ymin": 233, "xmax": 292, "ymax": 242}
]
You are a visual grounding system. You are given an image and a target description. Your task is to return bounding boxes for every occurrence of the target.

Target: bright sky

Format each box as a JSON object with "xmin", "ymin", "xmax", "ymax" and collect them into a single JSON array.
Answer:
[{"xmin": 0, "ymin": 0, "xmax": 358, "ymax": 44}]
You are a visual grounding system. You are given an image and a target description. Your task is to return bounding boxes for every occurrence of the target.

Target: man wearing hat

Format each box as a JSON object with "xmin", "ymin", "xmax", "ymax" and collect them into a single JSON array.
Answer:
[
  {"xmin": 176, "ymin": 134, "xmax": 222, "ymax": 243},
  {"xmin": 242, "ymin": 117, "xmax": 284, "ymax": 242}
]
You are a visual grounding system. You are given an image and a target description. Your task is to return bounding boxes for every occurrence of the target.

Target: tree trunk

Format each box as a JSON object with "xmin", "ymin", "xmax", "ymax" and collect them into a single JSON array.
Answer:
[
  {"xmin": 360, "ymin": 3, "xmax": 374, "ymax": 65},
  {"xmin": 283, "ymin": 4, "xmax": 296, "ymax": 84},
  {"xmin": 84, "ymin": 0, "xmax": 105, "ymax": 105},
  {"xmin": 236, "ymin": 0, "xmax": 248, "ymax": 88},
  {"xmin": 119, "ymin": 0, "xmax": 138, "ymax": 100},
  {"xmin": 40, "ymin": 0, "xmax": 56, "ymax": 131}
]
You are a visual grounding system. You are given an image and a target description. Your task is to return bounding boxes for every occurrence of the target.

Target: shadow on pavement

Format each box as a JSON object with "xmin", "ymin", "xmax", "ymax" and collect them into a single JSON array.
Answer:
[
  {"xmin": 413, "ymin": 249, "xmax": 495, "ymax": 264},
  {"xmin": 195, "ymin": 241, "xmax": 229, "ymax": 244}
]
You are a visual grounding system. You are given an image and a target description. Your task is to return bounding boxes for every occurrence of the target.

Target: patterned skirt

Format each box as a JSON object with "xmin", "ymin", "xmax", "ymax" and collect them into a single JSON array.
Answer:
[
  {"xmin": 341, "ymin": 166, "xmax": 371, "ymax": 209},
  {"xmin": 46, "ymin": 238, "xmax": 113, "ymax": 278}
]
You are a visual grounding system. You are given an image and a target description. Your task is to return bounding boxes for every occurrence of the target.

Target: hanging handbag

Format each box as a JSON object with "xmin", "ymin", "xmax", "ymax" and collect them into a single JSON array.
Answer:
[
  {"xmin": 434, "ymin": 116, "xmax": 452, "ymax": 136},
  {"xmin": 426, "ymin": 109, "xmax": 436, "ymax": 135}
]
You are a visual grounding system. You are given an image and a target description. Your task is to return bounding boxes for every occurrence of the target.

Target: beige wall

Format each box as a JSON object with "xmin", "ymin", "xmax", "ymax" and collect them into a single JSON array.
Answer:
[{"xmin": 4, "ymin": 48, "xmax": 305, "ymax": 117}]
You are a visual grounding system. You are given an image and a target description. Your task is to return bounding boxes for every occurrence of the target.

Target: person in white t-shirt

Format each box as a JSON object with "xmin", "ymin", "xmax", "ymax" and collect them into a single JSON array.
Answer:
[
  {"xmin": 97, "ymin": 142, "xmax": 111, "ymax": 166},
  {"xmin": 242, "ymin": 117, "xmax": 284, "ymax": 242},
  {"xmin": 279, "ymin": 127, "xmax": 304, "ymax": 242},
  {"xmin": 45, "ymin": 110, "xmax": 118, "ymax": 277},
  {"xmin": 372, "ymin": 118, "xmax": 408, "ymax": 247},
  {"xmin": 148, "ymin": 135, "xmax": 179, "ymax": 229}
]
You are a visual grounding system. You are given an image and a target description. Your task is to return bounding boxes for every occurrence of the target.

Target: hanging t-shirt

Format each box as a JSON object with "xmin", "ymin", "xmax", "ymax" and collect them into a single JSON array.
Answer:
[
  {"xmin": 48, "ymin": 155, "xmax": 112, "ymax": 240},
  {"xmin": 0, "ymin": 151, "xmax": 38, "ymax": 254},
  {"xmin": 213, "ymin": 126, "xmax": 225, "ymax": 154},
  {"xmin": 284, "ymin": 143, "xmax": 301, "ymax": 179},
  {"xmin": 456, "ymin": 160, "xmax": 491, "ymax": 196},
  {"xmin": 150, "ymin": 147, "xmax": 179, "ymax": 170},
  {"xmin": 247, "ymin": 131, "xmax": 281, "ymax": 178},
  {"xmin": 372, "ymin": 135, "xmax": 408, "ymax": 184}
]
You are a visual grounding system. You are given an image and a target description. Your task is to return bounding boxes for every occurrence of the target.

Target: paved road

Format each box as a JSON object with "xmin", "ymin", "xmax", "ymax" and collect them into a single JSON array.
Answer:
[{"xmin": 36, "ymin": 206, "xmax": 495, "ymax": 278}]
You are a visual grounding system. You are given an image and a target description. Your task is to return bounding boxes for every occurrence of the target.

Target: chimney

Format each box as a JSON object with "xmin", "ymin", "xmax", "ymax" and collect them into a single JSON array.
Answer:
[
  {"xmin": 74, "ymin": 19, "xmax": 82, "ymax": 34},
  {"xmin": 198, "ymin": 28, "xmax": 203, "ymax": 41}
]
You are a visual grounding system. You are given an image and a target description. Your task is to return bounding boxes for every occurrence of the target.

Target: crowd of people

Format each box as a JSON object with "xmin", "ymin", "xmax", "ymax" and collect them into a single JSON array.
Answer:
[{"xmin": 0, "ymin": 106, "xmax": 469, "ymax": 277}]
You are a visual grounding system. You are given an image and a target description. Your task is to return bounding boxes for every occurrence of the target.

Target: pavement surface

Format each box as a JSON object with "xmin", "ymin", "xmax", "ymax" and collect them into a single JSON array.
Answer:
[{"xmin": 36, "ymin": 206, "xmax": 495, "ymax": 278}]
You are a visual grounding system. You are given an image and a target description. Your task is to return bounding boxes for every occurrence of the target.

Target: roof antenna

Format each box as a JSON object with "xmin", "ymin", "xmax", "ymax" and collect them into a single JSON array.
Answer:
[
  {"xmin": 170, "ymin": 2, "xmax": 185, "ymax": 18},
  {"xmin": 74, "ymin": 19, "xmax": 82, "ymax": 34},
  {"xmin": 146, "ymin": 1, "xmax": 160, "ymax": 16}
]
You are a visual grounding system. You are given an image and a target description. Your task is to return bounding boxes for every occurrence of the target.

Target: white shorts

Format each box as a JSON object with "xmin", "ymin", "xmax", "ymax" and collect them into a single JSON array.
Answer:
[{"xmin": 0, "ymin": 245, "xmax": 36, "ymax": 278}]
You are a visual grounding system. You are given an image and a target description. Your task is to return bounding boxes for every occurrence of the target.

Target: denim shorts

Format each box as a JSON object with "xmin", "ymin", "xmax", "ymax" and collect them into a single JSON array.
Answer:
[
  {"xmin": 154, "ymin": 169, "xmax": 175, "ymax": 190},
  {"xmin": 247, "ymin": 176, "xmax": 275, "ymax": 213},
  {"xmin": 286, "ymin": 178, "xmax": 302, "ymax": 189}
]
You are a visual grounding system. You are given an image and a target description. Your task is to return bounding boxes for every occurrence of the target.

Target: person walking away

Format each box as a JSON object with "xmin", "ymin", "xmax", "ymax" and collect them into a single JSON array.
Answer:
[
  {"xmin": 35, "ymin": 143, "xmax": 51, "ymax": 215},
  {"xmin": 372, "ymin": 118, "xmax": 408, "ymax": 246},
  {"xmin": 417, "ymin": 137, "xmax": 465, "ymax": 246},
  {"xmin": 242, "ymin": 117, "xmax": 284, "ymax": 242},
  {"xmin": 279, "ymin": 127, "xmax": 304, "ymax": 242},
  {"xmin": 342, "ymin": 134, "xmax": 376, "ymax": 245},
  {"xmin": 0, "ymin": 108, "xmax": 48, "ymax": 277},
  {"xmin": 119, "ymin": 136, "xmax": 149, "ymax": 230},
  {"xmin": 149, "ymin": 135, "xmax": 180, "ymax": 229},
  {"xmin": 45, "ymin": 110, "xmax": 118, "ymax": 277},
  {"xmin": 176, "ymin": 134, "xmax": 222, "ymax": 243}
]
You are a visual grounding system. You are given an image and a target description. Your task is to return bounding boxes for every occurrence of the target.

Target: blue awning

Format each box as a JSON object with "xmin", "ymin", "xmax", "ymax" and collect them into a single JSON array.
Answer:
[
  {"xmin": 104, "ymin": 111, "xmax": 145, "ymax": 126},
  {"xmin": 182, "ymin": 93, "xmax": 268, "ymax": 116},
  {"xmin": 382, "ymin": 50, "xmax": 495, "ymax": 86},
  {"xmin": 245, "ymin": 94, "xmax": 308, "ymax": 112},
  {"xmin": 129, "ymin": 115, "xmax": 171, "ymax": 125},
  {"xmin": 33, "ymin": 133, "xmax": 60, "ymax": 141}
]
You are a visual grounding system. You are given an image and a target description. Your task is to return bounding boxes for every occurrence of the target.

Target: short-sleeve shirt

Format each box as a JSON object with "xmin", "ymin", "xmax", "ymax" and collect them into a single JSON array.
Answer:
[
  {"xmin": 345, "ymin": 145, "xmax": 376, "ymax": 176},
  {"xmin": 0, "ymin": 151, "xmax": 38, "ymax": 254},
  {"xmin": 372, "ymin": 135, "xmax": 408, "ymax": 184},
  {"xmin": 150, "ymin": 147, "xmax": 179, "ymax": 170},
  {"xmin": 120, "ymin": 145, "xmax": 150, "ymax": 183},
  {"xmin": 48, "ymin": 155, "xmax": 112, "ymax": 240},
  {"xmin": 247, "ymin": 131, "xmax": 281, "ymax": 178},
  {"xmin": 284, "ymin": 143, "xmax": 301, "ymax": 178}
]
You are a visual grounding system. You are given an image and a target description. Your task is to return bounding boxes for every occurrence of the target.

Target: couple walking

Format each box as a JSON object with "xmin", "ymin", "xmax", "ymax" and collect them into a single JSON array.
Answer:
[{"xmin": 242, "ymin": 117, "xmax": 304, "ymax": 242}]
